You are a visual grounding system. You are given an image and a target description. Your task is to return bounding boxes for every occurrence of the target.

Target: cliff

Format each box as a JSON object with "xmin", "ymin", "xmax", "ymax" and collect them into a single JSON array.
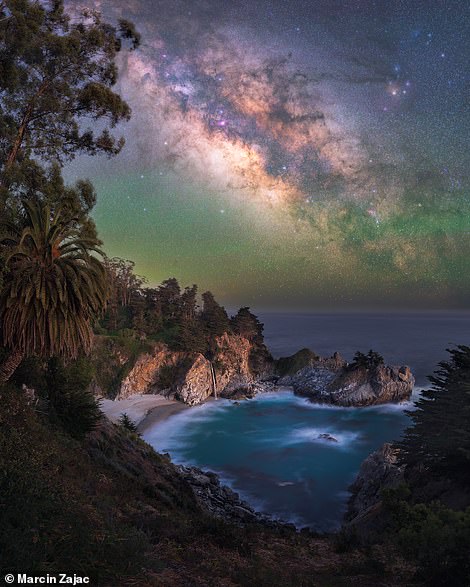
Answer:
[
  {"xmin": 113, "ymin": 333, "xmax": 273, "ymax": 405},
  {"xmin": 343, "ymin": 443, "xmax": 405, "ymax": 538},
  {"xmin": 91, "ymin": 335, "xmax": 413, "ymax": 408},
  {"xmin": 277, "ymin": 352, "xmax": 414, "ymax": 406}
]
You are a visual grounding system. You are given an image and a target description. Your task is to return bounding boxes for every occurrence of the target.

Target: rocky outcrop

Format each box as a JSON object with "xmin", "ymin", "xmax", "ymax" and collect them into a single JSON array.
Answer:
[
  {"xmin": 283, "ymin": 366, "xmax": 337, "ymax": 393},
  {"xmin": 176, "ymin": 354, "xmax": 214, "ymax": 406},
  {"xmin": 116, "ymin": 334, "xmax": 273, "ymax": 405},
  {"xmin": 219, "ymin": 380, "xmax": 277, "ymax": 400},
  {"xmin": 347, "ymin": 443, "xmax": 404, "ymax": 518},
  {"xmin": 343, "ymin": 443, "xmax": 404, "ymax": 537},
  {"xmin": 104, "ymin": 335, "xmax": 413, "ymax": 408},
  {"xmin": 210, "ymin": 332, "xmax": 254, "ymax": 395},
  {"xmin": 277, "ymin": 351, "xmax": 346, "ymax": 383},
  {"xmin": 177, "ymin": 465, "xmax": 292, "ymax": 528},
  {"xmin": 118, "ymin": 343, "xmax": 187, "ymax": 399},
  {"xmin": 276, "ymin": 348, "xmax": 321, "ymax": 377},
  {"xmin": 288, "ymin": 360, "xmax": 414, "ymax": 407}
]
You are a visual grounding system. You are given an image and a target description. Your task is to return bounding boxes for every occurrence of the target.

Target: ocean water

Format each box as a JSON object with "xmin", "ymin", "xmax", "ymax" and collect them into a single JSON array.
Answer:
[
  {"xmin": 144, "ymin": 312, "xmax": 470, "ymax": 531},
  {"xmin": 260, "ymin": 311, "xmax": 470, "ymax": 387}
]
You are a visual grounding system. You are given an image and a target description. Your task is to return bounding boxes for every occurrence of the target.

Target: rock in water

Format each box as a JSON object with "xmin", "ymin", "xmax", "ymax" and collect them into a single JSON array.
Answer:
[
  {"xmin": 318, "ymin": 433, "xmax": 338, "ymax": 442},
  {"xmin": 291, "ymin": 363, "xmax": 414, "ymax": 406}
]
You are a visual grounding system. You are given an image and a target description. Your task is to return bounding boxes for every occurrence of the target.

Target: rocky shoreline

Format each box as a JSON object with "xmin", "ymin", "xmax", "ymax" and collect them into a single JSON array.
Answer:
[
  {"xmin": 93, "ymin": 333, "xmax": 414, "ymax": 409},
  {"xmin": 176, "ymin": 464, "xmax": 296, "ymax": 530},
  {"xmin": 97, "ymin": 335, "xmax": 416, "ymax": 533},
  {"xmin": 276, "ymin": 349, "xmax": 414, "ymax": 407}
]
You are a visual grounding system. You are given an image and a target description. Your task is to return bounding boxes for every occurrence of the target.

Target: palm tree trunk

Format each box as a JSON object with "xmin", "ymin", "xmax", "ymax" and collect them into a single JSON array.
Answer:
[{"xmin": 0, "ymin": 348, "xmax": 24, "ymax": 384}]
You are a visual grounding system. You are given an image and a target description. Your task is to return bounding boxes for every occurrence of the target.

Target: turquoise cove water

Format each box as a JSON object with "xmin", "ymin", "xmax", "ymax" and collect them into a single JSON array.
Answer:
[
  {"xmin": 144, "ymin": 312, "xmax": 470, "ymax": 530},
  {"xmin": 144, "ymin": 390, "xmax": 413, "ymax": 530}
]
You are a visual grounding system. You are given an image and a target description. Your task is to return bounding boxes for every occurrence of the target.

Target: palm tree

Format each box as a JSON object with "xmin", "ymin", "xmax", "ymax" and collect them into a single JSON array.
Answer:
[{"xmin": 0, "ymin": 199, "xmax": 107, "ymax": 384}]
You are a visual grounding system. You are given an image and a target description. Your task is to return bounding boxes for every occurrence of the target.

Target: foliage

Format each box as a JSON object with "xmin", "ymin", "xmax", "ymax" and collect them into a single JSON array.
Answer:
[
  {"xmin": 45, "ymin": 357, "xmax": 102, "ymax": 439},
  {"xmin": 382, "ymin": 486, "xmax": 470, "ymax": 586},
  {"xmin": 118, "ymin": 412, "xmax": 138, "ymax": 433},
  {"xmin": 230, "ymin": 306, "xmax": 273, "ymax": 373},
  {"xmin": 0, "ymin": 199, "xmax": 107, "ymax": 365},
  {"xmin": 0, "ymin": 0, "xmax": 138, "ymax": 182},
  {"xmin": 349, "ymin": 349, "xmax": 384, "ymax": 371},
  {"xmin": 275, "ymin": 348, "xmax": 320, "ymax": 377},
  {"xmin": 0, "ymin": 383, "xmax": 152, "ymax": 582},
  {"xmin": 98, "ymin": 264, "xmax": 271, "ymax": 359},
  {"xmin": 398, "ymin": 345, "xmax": 470, "ymax": 485},
  {"xmin": 373, "ymin": 349, "xmax": 470, "ymax": 585},
  {"xmin": 200, "ymin": 290, "xmax": 230, "ymax": 342},
  {"xmin": 231, "ymin": 306, "xmax": 264, "ymax": 343}
]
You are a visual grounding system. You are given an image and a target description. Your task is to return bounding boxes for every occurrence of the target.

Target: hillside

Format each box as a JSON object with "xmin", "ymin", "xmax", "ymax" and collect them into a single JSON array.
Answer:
[{"xmin": 0, "ymin": 383, "xmax": 415, "ymax": 587}]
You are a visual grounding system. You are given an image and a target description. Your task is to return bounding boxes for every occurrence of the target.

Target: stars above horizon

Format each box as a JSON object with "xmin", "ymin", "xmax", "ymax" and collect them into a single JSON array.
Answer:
[{"xmin": 66, "ymin": 0, "xmax": 470, "ymax": 309}]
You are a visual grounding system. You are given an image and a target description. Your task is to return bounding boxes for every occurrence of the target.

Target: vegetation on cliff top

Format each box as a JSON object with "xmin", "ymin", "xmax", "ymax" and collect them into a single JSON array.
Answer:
[{"xmin": 99, "ymin": 259, "xmax": 270, "ymax": 359}]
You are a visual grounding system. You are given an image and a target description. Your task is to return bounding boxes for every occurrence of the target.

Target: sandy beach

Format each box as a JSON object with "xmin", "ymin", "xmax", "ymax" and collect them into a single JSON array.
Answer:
[{"xmin": 100, "ymin": 394, "xmax": 189, "ymax": 432}]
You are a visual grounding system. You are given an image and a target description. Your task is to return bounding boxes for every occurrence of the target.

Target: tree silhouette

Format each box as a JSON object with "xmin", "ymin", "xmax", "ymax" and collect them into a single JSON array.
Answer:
[
  {"xmin": 0, "ymin": 200, "xmax": 107, "ymax": 383},
  {"xmin": 398, "ymin": 345, "xmax": 470, "ymax": 485},
  {"xmin": 0, "ymin": 1, "xmax": 139, "ymax": 173}
]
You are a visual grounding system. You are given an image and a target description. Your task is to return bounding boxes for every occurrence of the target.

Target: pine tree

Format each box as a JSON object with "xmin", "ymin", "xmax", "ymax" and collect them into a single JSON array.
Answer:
[
  {"xmin": 201, "ymin": 291, "xmax": 230, "ymax": 338},
  {"xmin": 230, "ymin": 307, "xmax": 264, "ymax": 343},
  {"xmin": 158, "ymin": 278, "xmax": 182, "ymax": 323},
  {"xmin": 349, "ymin": 349, "xmax": 384, "ymax": 371},
  {"xmin": 173, "ymin": 286, "xmax": 206, "ymax": 353},
  {"xmin": 118, "ymin": 412, "xmax": 138, "ymax": 433},
  {"xmin": 398, "ymin": 345, "xmax": 470, "ymax": 486}
]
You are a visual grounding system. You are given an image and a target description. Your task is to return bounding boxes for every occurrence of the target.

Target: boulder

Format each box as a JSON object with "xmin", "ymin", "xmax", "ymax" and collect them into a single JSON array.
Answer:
[
  {"xmin": 176, "ymin": 465, "xmax": 288, "ymax": 528},
  {"xmin": 318, "ymin": 433, "xmax": 338, "ymax": 442}
]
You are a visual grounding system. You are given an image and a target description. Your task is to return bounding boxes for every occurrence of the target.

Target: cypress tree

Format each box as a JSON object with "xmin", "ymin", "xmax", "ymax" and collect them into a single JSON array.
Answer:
[
  {"xmin": 200, "ymin": 291, "xmax": 230, "ymax": 339},
  {"xmin": 398, "ymin": 345, "xmax": 470, "ymax": 486}
]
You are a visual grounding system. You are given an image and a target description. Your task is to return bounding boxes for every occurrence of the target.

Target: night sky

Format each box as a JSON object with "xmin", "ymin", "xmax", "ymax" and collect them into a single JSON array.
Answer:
[{"xmin": 66, "ymin": 0, "xmax": 470, "ymax": 310}]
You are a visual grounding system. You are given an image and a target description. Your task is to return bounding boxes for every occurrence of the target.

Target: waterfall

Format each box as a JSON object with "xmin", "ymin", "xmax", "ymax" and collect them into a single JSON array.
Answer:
[{"xmin": 210, "ymin": 362, "xmax": 218, "ymax": 400}]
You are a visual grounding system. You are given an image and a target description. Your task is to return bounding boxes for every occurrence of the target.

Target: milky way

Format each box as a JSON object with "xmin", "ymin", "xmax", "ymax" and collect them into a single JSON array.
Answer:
[{"xmin": 66, "ymin": 0, "xmax": 470, "ymax": 309}]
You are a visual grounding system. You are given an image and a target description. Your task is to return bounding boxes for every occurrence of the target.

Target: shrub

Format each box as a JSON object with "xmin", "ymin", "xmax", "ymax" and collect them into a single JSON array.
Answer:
[
  {"xmin": 383, "ymin": 486, "xmax": 470, "ymax": 586},
  {"xmin": 118, "ymin": 412, "xmax": 138, "ymax": 433},
  {"xmin": 46, "ymin": 358, "xmax": 102, "ymax": 439},
  {"xmin": 349, "ymin": 350, "xmax": 384, "ymax": 371}
]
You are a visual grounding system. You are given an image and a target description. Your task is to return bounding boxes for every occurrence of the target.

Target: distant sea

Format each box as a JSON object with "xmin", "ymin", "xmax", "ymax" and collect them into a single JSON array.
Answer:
[
  {"xmin": 144, "ymin": 312, "xmax": 470, "ymax": 531},
  {"xmin": 260, "ymin": 311, "xmax": 470, "ymax": 386}
]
